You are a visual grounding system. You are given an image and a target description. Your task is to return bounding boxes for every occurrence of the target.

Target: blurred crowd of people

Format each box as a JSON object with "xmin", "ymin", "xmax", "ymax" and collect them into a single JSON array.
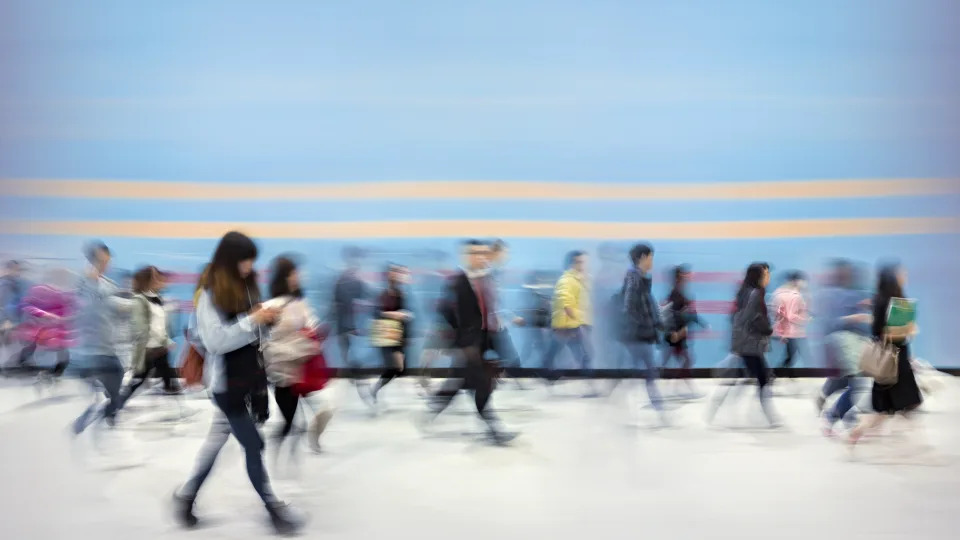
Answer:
[{"xmin": 0, "ymin": 231, "xmax": 936, "ymax": 534}]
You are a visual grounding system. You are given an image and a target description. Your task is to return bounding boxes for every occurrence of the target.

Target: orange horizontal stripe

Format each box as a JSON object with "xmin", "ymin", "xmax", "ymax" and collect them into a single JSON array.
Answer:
[
  {"xmin": 1, "ymin": 178, "xmax": 957, "ymax": 201},
  {"xmin": 0, "ymin": 218, "xmax": 956, "ymax": 239}
]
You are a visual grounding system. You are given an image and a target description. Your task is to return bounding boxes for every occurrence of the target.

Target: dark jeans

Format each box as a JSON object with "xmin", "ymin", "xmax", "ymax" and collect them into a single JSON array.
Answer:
[
  {"xmin": 430, "ymin": 333, "xmax": 499, "ymax": 430},
  {"xmin": 540, "ymin": 327, "xmax": 591, "ymax": 381},
  {"xmin": 181, "ymin": 393, "xmax": 277, "ymax": 505},
  {"xmin": 73, "ymin": 355, "xmax": 124, "ymax": 434},
  {"xmin": 520, "ymin": 327, "xmax": 550, "ymax": 370}
]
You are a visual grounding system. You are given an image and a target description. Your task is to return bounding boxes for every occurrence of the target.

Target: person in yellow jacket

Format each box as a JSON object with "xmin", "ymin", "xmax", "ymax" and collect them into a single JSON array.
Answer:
[{"xmin": 540, "ymin": 251, "xmax": 596, "ymax": 394}]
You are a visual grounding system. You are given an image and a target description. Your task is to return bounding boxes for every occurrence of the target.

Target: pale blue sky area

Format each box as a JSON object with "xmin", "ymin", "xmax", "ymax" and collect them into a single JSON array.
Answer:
[{"xmin": 2, "ymin": 0, "xmax": 958, "ymax": 182}]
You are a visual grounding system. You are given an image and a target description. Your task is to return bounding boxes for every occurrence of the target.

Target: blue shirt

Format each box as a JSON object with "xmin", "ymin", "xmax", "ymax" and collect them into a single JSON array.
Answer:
[
  {"xmin": 819, "ymin": 286, "xmax": 870, "ymax": 336},
  {"xmin": 75, "ymin": 275, "xmax": 134, "ymax": 357},
  {"xmin": 0, "ymin": 276, "xmax": 27, "ymax": 324}
]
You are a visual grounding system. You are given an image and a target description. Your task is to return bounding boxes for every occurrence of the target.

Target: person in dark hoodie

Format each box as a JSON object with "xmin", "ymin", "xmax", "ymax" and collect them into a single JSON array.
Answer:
[
  {"xmin": 173, "ymin": 231, "xmax": 303, "ymax": 535},
  {"xmin": 368, "ymin": 263, "xmax": 414, "ymax": 408},
  {"xmin": 712, "ymin": 262, "xmax": 780, "ymax": 427},
  {"xmin": 620, "ymin": 243, "xmax": 667, "ymax": 425}
]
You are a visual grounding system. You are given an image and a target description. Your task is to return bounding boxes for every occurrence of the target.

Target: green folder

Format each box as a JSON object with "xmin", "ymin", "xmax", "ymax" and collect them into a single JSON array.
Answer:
[{"xmin": 886, "ymin": 297, "xmax": 916, "ymax": 327}]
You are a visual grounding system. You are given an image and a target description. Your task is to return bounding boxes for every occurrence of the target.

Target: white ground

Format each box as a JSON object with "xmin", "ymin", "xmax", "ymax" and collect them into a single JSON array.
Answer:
[{"xmin": 0, "ymin": 374, "xmax": 958, "ymax": 540}]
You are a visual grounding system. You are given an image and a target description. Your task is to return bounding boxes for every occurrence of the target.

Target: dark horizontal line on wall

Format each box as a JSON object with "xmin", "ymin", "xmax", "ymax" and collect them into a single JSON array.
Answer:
[{"xmin": 161, "ymin": 367, "xmax": 960, "ymax": 379}]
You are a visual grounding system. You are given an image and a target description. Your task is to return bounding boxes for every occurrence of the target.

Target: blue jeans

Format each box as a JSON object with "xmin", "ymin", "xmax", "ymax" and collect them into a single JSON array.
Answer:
[
  {"xmin": 825, "ymin": 376, "xmax": 865, "ymax": 426},
  {"xmin": 491, "ymin": 329, "xmax": 522, "ymax": 374},
  {"xmin": 624, "ymin": 341, "xmax": 663, "ymax": 412},
  {"xmin": 72, "ymin": 355, "xmax": 124, "ymax": 434},
  {"xmin": 541, "ymin": 327, "xmax": 591, "ymax": 381},
  {"xmin": 180, "ymin": 393, "xmax": 277, "ymax": 505}
]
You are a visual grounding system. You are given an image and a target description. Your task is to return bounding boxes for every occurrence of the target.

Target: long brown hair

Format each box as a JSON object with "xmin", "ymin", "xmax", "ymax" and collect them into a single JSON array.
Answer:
[
  {"xmin": 201, "ymin": 232, "xmax": 260, "ymax": 315},
  {"xmin": 132, "ymin": 266, "xmax": 158, "ymax": 294}
]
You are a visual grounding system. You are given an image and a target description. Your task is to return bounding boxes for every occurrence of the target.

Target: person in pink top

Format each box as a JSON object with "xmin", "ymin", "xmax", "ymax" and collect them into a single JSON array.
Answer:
[
  {"xmin": 16, "ymin": 268, "xmax": 77, "ymax": 379},
  {"xmin": 771, "ymin": 271, "xmax": 810, "ymax": 381}
]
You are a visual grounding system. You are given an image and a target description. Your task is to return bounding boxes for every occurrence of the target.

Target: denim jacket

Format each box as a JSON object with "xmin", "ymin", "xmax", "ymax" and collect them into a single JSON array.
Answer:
[{"xmin": 75, "ymin": 275, "xmax": 134, "ymax": 357}]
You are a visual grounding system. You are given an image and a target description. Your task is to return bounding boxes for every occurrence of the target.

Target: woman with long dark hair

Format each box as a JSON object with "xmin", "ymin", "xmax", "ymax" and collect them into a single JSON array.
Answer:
[
  {"xmin": 709, "ymin": 262, "xmax": 779, "ymax": 427},
  {"xmin": 368, "ymin": 263, "xmax": 413, "ymax": 408},
  {"xmin": 263, "ymin": 255, "xmax": 332, "ymax": 454},
  {"xmin": 847, "ymin": 263, "xmax": 922, "ymax": 447},
  {"xmin": 173, "ymin": 232, "xmax": 303, "ymax": 534}
]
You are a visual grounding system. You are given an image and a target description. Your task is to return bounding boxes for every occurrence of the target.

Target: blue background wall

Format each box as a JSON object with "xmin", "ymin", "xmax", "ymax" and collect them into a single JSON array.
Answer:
[{"xmin": 1, "ymin": 1, "xmax": 959, "ymax": 367}]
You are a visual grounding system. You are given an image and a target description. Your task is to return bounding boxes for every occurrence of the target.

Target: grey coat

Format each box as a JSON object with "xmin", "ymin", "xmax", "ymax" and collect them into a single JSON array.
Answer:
[{"xmin": 731, "ymin": 287, "xmax": 773, "ymax": 357}]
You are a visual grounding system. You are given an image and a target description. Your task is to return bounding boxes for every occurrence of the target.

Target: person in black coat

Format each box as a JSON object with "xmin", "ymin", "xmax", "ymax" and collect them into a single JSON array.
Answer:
[
  {"xmin": 848, "ymin": 263, "xmax": 922, "ymax": 447},
  {"xmin": 422, "ymin": 240, "xmax": 516, "ymax": 445},
  {"xmin": 369, "ymin": 263, "xmax": 413, "ymax": 405},
  {"xmin": 707, "ymin": 262, "xmax": 780, "ymax": 427},
  {"xmin": 661, "ymin": 265, "xmax": 707, "ymax": 396}
]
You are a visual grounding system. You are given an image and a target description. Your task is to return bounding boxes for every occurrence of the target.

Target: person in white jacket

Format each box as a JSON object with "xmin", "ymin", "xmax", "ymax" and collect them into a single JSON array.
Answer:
[{"xmin": 263, "ymin": 255, "xmax": 333, "ymax": 453}]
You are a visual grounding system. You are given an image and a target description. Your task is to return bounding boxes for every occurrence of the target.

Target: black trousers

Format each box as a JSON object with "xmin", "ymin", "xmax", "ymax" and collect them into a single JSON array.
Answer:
[
  {"xmin": 661, "ymin": 339, "xmax": 693, "ymax": 378},
  {"xmin": 743, "ymin": 354, "xmax": 776, "ymax": 421},
  {"xmin": 707, "ymin": 353, "xmax": 776, "ymax": 424},
  {"xmin": 15, "ymin": 343, "xmax": 69, "ymax": 376},
  {"xmin": 374, "ymin": 346, "xmax": 404, "ymax": 394},
  {"xmin": 120, "ymin": 348, "xmax": 177, "ymax": 407},
  {"xmin": 273, "ymin": 385, "xmax": 299, "ymax": 439},
  {"xmin": 430, "ymin": 332, "xmax": 498, "ymax": 428}
]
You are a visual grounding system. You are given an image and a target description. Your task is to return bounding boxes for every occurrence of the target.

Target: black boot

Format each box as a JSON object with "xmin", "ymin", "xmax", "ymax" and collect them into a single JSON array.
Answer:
[
  {"xmin": 267, "ymin": 502, "xmax": 305, "ymax": 535},
  {"xmin": 488, "ymin": 429, "xmax": 518, "ymax": 446},
  {"xmin": 172, "ymin": 492, "xmax": 198, "ymax": 528}
]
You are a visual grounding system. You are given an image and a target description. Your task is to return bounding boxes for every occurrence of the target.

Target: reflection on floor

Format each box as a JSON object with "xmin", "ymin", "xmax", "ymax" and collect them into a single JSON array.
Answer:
[{"xmin": 0, "ymin": 375, "xmax": 957, "ymax": 540}]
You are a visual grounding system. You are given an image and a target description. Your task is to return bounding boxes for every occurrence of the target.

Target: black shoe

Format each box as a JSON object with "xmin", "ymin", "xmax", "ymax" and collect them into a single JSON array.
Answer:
[
  {"xmin": 173, "ymin": 492, "xmax": 198, "ymax": 528},
  {"xmin": 488, "ymin": 430, "xmax": 518, "ymax": 446},
  {"xmin": 267, "ymin": 502, "xmax": 305, "ymax": 536}
]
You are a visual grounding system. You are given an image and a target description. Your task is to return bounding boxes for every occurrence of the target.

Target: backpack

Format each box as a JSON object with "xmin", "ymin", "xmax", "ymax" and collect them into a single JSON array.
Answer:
[
  {"xmin": 530, "ymin": 290, "xmax": 551, "ymax": 328},
  {"xmin": 607, "ymin": 285, "xmax": 627, "ymax": 340}
]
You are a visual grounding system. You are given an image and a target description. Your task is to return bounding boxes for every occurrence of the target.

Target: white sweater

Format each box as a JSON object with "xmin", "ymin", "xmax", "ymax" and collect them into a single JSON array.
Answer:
[{"xmin": 262, "ymin": 297, "xmax": 321, "ymax": 386}]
